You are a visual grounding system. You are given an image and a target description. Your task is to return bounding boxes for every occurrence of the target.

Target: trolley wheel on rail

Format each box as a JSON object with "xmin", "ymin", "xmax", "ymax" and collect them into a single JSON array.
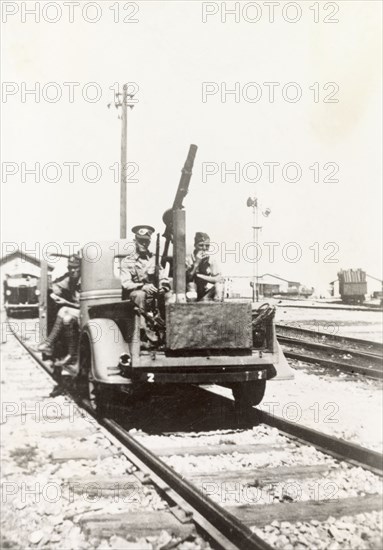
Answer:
[{"xmin": 232, "ymin": 380, "xmax": 266, "ymax": 409}]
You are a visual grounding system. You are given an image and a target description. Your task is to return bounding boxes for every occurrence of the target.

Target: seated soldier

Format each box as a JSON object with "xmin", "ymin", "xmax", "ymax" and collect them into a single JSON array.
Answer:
[
  {"xmin": 186, "ymin": 232, "xmax": 224, "ymax": 301},
  {"xmin": 120, "ymin": 225, "xmax": 170, "ymax": 344},
  {"xmin": 38, "ymin": 253, "xmax": 81, "ymax": 370}
]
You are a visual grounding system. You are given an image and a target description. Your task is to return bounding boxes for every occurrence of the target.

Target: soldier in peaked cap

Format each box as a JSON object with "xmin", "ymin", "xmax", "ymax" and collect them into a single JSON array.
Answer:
[
  {"xmin": 38, "ymin": 253, "xmax": 81, "ymax": 388},
  {"xmin": 120, "ymin": 225, "xmax": 170, "ymax": 345},
  {"xmin": 186, "ymin": 232, "xmax": 224, "ymax": 302},
  {"xmin": 131, "ymin": 225, "xmax": 155, "ymax": 239}
]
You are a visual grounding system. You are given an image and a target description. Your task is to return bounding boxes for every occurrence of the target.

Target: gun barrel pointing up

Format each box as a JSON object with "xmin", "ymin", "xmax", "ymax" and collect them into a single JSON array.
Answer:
[{"xmin": 161, "ymin": 144, "xmax": 198, "ymax": 269}]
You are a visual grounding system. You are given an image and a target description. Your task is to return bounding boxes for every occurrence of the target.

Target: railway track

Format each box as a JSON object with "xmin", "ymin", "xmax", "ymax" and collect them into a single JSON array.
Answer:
[
  {"xmin": 5, "ymin": 321, "xmax": 383, "ymax": 549},
  {"xmin": 275, "ymin": 303, "xmax": 382, "ymax": 312},
  {"xmin": 276, "ymin": 325, "xmax": 383, "ymax": 355},
  {"xmin": 276, "ymin": 325, "xmax": 383, "ymax": 380}
]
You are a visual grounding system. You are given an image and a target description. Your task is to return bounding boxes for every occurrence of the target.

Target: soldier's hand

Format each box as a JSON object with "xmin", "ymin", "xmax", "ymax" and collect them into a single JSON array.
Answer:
[
  {"xmin": 195, "ymin": 251, "xmax": 208, "ymax": 265},
  {"xmin": 142, "ymin": 283, "xmax": 157, "ymax": 296},
  {"xmin": 51, "ymin": 294, "xmax": 65, "ymax": 304}
]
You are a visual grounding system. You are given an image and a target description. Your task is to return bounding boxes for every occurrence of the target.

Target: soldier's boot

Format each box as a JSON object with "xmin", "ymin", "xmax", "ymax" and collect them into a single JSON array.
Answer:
[
  {"xmin": 58, "ymin": 321, "xmax": 79, "ymax": 376},
  {"xmin": 49, "ymin": 382, "xmax": 65, "ymax": 398},
  {"xmin": 49, "ymin": 364, "xmax": 64, "ymax": 397},
  {"xmin": 38, "ymin": 316, "xmax": 64, "ymax": 354}
]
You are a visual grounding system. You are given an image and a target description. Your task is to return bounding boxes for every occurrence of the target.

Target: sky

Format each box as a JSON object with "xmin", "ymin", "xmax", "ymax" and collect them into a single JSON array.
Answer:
[{"xmin": 1, "ymin": 0, "xmax": 382, "ymax": 291}]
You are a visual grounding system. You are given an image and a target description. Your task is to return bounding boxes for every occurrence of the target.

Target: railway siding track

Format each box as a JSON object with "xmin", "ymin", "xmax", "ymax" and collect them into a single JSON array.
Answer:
[
  {"xmin": 276, "ymin": 324, "xmax": 383, "ymax": 355},
  {"xmin": 4, "ymin": 322, "xmax": 383, "ymax": 549},
  {"xmin": 276, "ymin": 325, "xmax": 383, "ymax": 380}
]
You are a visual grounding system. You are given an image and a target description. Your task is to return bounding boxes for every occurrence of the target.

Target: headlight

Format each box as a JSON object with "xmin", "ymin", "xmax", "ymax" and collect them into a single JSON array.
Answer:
[
  {"xmin": 5, "ymin": 290, "xmax": 11, "ymax": 296},
  {"xmin": 119, "ymin": 353, "xmax": 131, "ymax": 367},
  {"xmin": 35, "ymin": 289, "xmax": 40, "ymax": 296},
  {"xmin": 119, "ymin": 353, "xmax": 132, "ymax": 377}
]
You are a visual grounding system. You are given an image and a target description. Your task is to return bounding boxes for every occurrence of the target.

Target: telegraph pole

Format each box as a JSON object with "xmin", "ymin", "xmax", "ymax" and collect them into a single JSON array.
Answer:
[{"xmin": 120, "ymin": 84, "xmax": 128, "ymax": 239}]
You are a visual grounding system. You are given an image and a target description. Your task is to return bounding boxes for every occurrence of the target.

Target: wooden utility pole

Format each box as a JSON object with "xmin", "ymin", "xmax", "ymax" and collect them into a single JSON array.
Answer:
[
  {"xmin": 39, "ymin": 259, "xmax": 48, "ymax": 344},
  {"xmin": 120, "ymin": 84, "xmax": 128, "ymax": 239}
]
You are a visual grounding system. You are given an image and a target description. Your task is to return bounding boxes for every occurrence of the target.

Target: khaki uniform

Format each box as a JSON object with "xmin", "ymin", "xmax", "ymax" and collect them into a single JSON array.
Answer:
[
  {"xmin": 53, "ymin": 274, "xmax": 80, "ymax": 302},
  {"xmin": 120, "ymin": 252, "xmax": 156, "ymax": 291},
  {"xmin": 185, "ymin": 254, "xmax": 222, "ymax": 301},
  {"xmin": 120, "ymin": 252, "xmax": 169, "ymax": 329},
  {"xmin": 52, "ymin": 273, "xmax": 80, "ymax": 322}
]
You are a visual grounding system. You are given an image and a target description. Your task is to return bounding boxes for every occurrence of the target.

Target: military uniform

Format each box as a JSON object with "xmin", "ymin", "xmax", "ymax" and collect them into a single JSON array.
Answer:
[
  {"xmin": 52, "ymin": 273, "xmax": 80, "ymax": 305},
  {"xmin": 120, "ymin": 251, "xmax": 157, "ymax": 293},
  {"xmin": 186, "ymin": 232, "xmax": 223, "ymax": 301},
  {"xmin": 38, "ymin": 254, "xmax": 81, "ymax": 362},
  {"xmin": 120, "ymin": 226, "xmax": 169, "ymax": 336}
]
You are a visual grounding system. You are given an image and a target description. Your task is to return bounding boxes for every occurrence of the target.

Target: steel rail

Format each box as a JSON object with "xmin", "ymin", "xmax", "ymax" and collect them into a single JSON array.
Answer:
[
  {"xmin": 7, "ymin": 322, "xmax": 273, "ymax": 550},
  {"xmin": 8, "ymin": 322, "xmax": 383, "ymax": 543},
  {"xmin": 194, "ymin": 385, "xmax": 383, "ymax": 476},
  {"xmin": 103, "ymin": 418, "xmax": 273, "ymax": 550},
  {"xmin": 6, "ymin": 322, "xmax": 55, "ymax": 374},
  {"xmin": 275, "ymin": 304, "xmax": 381, "ymax": 312},
  {"xmin": 253, "ymin": 410, "xmax": 383, "ymax": 476},
  {"xmin": 10, "ymin": 321, "xmax": 383, "ymax": 475},
  {"xmin": 278, "ymin": 335, "xmax": 382, "ymax": 361},
  {"xmin": 276, "ymin": 324, "xmax": 383, "ymax": 355},
  {"xmin": 282, "ymin": 349, "xmax": 383, "ymax": 380}
]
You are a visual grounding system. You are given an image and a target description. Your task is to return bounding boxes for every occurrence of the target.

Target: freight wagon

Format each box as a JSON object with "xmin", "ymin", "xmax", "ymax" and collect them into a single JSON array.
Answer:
[{"xmin": 338, "ymin": 269, "xmax": 367, "ymax": 304}]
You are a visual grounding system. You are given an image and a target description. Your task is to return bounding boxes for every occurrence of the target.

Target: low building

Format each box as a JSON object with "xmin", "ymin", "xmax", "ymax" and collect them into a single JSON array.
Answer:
[{"xmin": 225, "ymin": 273, "xmax": 313, "ymax": 299}]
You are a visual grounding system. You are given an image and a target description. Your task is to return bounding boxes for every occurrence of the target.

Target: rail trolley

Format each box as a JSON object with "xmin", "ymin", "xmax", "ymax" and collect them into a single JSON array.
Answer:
[
  {"xmin": 39, "ymin": 146, "xmax": 294, "ymax": 411},
  {"xmin": 4, "ymin": 273, "xmax": 40, "ymax": 317}
]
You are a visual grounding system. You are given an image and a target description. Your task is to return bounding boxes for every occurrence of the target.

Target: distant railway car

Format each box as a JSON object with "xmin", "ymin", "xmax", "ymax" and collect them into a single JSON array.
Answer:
[
  {"xmin": 338, "ymin": 269, "xmax": 367, "ymax": 304},
  {"xmin": 4, "ymin": 273, "xmax": 40, "ymax": 316}
]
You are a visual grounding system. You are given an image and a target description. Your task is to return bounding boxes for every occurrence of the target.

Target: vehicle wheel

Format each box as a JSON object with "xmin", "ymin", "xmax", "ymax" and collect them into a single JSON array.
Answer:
[
  {"xmin": 232, "ymin": 380, "xmax": 266, "ymax": 408},
  {"xmin": 78, "ymin": 338, "xmax": 108, "ymax": 414}
]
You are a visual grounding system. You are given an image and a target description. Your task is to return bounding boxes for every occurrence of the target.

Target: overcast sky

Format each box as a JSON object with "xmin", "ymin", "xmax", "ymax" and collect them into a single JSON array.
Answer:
[{"xmin": 1, "ymin": 0, "xmax": 382, "ymax": 289}]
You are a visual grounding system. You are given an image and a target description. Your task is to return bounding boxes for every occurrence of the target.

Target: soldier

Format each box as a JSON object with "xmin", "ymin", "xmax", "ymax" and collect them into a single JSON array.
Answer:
[
  {"xmin": 38, "ymin": 253, "xmax": 81, "ymax": 370},
  {"xmin": 186, "ymin": 232, "xmax": 224, "ymax": 301},
  {"xmin": 120, "ymin": 225, "xmax": 170, "ymax": 344}
]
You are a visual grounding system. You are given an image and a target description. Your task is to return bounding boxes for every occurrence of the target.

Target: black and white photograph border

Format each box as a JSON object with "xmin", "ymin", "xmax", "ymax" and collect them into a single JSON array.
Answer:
[{"xmin": 1, "ymin": 1, "xmax": 382, "ymax": 549}]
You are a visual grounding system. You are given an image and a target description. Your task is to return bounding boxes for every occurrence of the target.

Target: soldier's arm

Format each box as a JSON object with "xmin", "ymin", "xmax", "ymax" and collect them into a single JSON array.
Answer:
[
  {"xmin": 51, "ymin": 281, "xmax": 64, "ymax": 297},
  {"xmin": 196, "ymin": 273, "xmax": 224, "ymax": 283},
  {"xmin": 54, "ymin": 296, "xmax": 80, "ymax": 308},
  {"xmin": 51, "ymin": 278, "xmax": 78, "ymax": 307},
  {"xmin": 196, "ymin": 260, "xmax": 224, "ymax": 284},
  {"xmin": 185, "ymin": 255, "xmax": 198, "ymax": 282},
  {"xmin": 159, "ymin": 268, "xmax": 171, "ymax": 291},
  {"xmin": 51, "ymin": 282, "xmax": 73, "ymax": 304}
]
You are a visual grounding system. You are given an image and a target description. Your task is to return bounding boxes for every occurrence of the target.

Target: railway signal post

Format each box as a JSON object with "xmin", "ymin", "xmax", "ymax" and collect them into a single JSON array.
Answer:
[{"xmin": 120, "ymin": 83, "xmax": 128, "ymax": 239}]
